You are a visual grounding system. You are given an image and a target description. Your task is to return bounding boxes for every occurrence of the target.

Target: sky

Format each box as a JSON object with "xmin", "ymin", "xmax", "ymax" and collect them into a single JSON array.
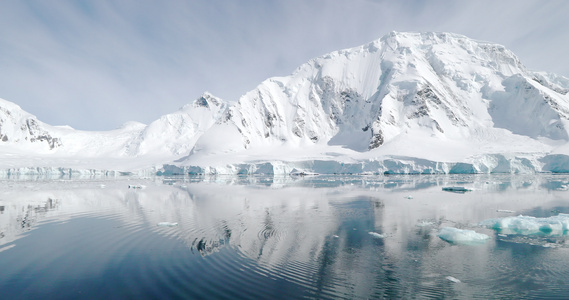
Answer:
[{"xmin": 0, "ymin": 0, "xmax": 568, "ymax": 131}]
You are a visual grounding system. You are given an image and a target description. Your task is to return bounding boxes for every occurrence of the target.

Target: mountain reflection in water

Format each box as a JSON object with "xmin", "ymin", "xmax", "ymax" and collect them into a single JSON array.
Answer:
[{"xmin": 2, "ymin": 174, "xmax": 569, "ymax": 299}]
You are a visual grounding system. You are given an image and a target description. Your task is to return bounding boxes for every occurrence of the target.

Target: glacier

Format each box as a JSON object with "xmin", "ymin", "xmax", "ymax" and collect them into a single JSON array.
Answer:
[{"xmin": 2, "ymin": 32, "xmax": 569, "ymax": 176}]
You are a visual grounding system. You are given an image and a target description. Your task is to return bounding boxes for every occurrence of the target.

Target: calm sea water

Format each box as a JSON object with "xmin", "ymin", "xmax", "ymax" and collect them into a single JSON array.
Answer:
[{"xmin": 2, "ymin": 174, "xmax": 569, "ymax": 299}]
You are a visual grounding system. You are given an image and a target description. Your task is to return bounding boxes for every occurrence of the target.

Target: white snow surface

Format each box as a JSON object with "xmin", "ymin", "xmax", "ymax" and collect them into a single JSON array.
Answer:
[{"xmin": 3, "ymin": 32, "xmax": 569, "ymax": 175}]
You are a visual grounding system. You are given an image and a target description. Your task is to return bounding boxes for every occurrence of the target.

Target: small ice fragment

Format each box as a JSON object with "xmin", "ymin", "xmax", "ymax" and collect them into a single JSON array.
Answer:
[
  {"xmin": 157, "ymin": 222, "xmax": 178, "ymax": 227},
  {"xmin": 438, "ymin": 227, "xmax": 490, "ymax": 244},
  {"xmin": 332, "ymin": 235, "xmax": 340, "ymax": 238},
  {"xmin": 496, "ymin": 209, "xmax": 515, "ymax": 213},
  {"xmin": 405, "ymin": 195, "xmax": 413, "ymax": 199},
  {"xmin": 99, "ymin": 184, "xmax": 106, "ymax": 189},
  {"xmin": 369, "ymin": 232, "xmax": 385, "ymax": 238},
  {"xmin": 416, "ymin": 220, "xmax": 435, "ymax": 227},
  {"xmin": 289, "ymin": 169, "xmax": 318, "ymax": 176},
  {"xmin": 446, "ymin": 276, "xmax": 461, "ymax": 283},
  {"xmin": 128, "ymin": 184, "xmax": 146, "ymax": 189}
]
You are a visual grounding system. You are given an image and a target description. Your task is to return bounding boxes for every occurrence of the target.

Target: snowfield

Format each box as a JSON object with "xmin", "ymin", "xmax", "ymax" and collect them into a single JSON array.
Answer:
[{"xmin": 2, "ymin": 32, "xmax": 569, "ymax": 176}]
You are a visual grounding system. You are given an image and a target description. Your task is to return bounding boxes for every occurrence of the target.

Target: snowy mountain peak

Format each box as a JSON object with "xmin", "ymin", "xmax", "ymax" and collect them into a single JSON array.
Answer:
[
  {"xmin": 378, "ymin": 31, "xmax": 523, "ymax": 66},
  {"xmin": 192, "ymin": 92, "xmax": 223, "ymax": 109},
  {"xmin": 124, "ymin": 93, "xmax": 228, "ymax": 156},
  {"xmin": 195, "ymin": 31, "xmax": 557, "ymax": 155},
  {"xmin": 118, "ymin": 121, "xmax": 146, "ymax": 130},
  {"xmin": 182, "ymin": 31, "xmax": 569, "ymax": 175}
]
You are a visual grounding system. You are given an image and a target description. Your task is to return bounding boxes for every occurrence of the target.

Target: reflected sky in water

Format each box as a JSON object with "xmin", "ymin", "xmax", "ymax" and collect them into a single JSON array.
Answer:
[{"xmin": 2, "ymin": 174, "xmax": 569, "ymax": 299}]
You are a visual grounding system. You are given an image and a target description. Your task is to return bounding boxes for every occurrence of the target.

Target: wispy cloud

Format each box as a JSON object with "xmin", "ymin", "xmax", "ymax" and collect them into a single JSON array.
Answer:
[{"xmin": 0, "ymin": 0, "xmax": 567, "ymax": 130}]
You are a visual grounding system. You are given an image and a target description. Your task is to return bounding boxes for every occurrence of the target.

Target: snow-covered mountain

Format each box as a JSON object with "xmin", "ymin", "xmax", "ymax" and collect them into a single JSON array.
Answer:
[
  {"xmin": 0, "ymin": 93, "xmax": 226, "ymax": 175},
  {"xmin": 124, "ymin": 92, "xmax": 227, "ymax": 157},
  {"xmin": 180, "ymin": 32, "xmax": 569, "ymax": 175},
  {"xmin": 199, "ymin": 32, "xmax": 567, "ymax": 150},
  {"xmin": 3, "ymin": 32, "xmax": 569, "ymax": 176},
  {"xmin": 0, "ymin": 98, "xmax": 62, "ymax": 150}
]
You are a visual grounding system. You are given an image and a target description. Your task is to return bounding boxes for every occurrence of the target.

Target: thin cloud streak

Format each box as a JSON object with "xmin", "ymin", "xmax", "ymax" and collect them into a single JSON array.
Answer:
[{"xmin": 0, "ymin": 0, "xmax": 567, "ymax": 130}]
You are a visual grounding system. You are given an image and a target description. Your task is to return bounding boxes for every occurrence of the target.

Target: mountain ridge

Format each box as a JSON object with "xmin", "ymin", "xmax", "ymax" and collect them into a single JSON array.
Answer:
[{"xmin": 2, "ymin": 31, "xmax": 569, "ymax": 176}]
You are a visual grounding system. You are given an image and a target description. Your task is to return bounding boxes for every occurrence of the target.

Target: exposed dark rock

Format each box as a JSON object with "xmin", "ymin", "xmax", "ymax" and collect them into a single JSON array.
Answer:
[
  {"xmin": 369, "ymin": 129, "xmax": 384, "ymax": 149},
  {"xmin": 195, "ymin": 96, "xmax": 209, "ymax": 107}
]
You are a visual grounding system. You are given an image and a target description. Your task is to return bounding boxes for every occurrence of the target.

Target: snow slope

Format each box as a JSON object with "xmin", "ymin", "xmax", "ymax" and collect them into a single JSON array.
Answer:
[
  {"xmin": 124, "ymin": 92, "xmax": 227, "ymax": 157},
  {"xmin": 3, "ymin": 32, "xmax": 569, "ymax": 176}
]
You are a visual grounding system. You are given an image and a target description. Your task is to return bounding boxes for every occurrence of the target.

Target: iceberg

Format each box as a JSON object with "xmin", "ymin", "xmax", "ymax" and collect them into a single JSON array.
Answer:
[
  {"xmin": 480, "ymin": 214, "xmax": 569, "ymax": 235},
  {"xmin": 438, "ymin": 227, "xmax": 490, "ymax": 245}
]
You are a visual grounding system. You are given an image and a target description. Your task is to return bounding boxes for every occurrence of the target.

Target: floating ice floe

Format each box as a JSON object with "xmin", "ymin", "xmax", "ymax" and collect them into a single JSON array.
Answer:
[
  {"xmin": 442, "ymin": 186, "xmax": 472, "ymax": 193},
  {"xmin": 369, "ymin": 232, "xmax": 385, "ymax": 238},
  {"xmin": 438, "ymin": 227, "xmax": 490, "ymax": 245},
  {"xmin": 157, "ymin": 222, "xmax": 178, "ymax": 227},
  {"xmin": 496, "ymin": 234, "xmax": 566, "ymax": 248},
  {"xmin": 445, "ymin": 276, "xmax": 461, "ymax": 283},
  {"xmin": 480, "ymin": 214, "xmax": 569, "ymax": 235}
]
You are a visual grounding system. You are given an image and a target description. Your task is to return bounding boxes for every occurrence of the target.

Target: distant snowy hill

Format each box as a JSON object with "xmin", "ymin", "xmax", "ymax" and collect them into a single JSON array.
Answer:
[
  {"xmin": 0, "ymin": 93, "xmax": 226, "ymax": 175},
  {"xmin": 0, "ymin": 98, "xmax": 61, "ymax": 150},
  {"xmin": 124, "ymin": 92, "xmax": 227, "ymax": 157},
  {"xmin": 2, "ymin": 32, "xmax": 569, "ymax": 176}
]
